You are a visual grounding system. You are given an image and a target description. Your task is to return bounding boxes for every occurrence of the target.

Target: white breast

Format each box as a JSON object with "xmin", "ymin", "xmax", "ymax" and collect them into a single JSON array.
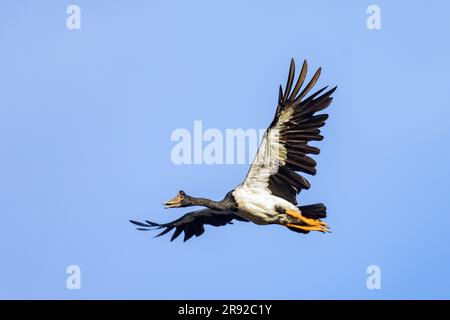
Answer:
[{"xmin": 232, "ymin": 185, "xmax": 298, "ymax": 224}]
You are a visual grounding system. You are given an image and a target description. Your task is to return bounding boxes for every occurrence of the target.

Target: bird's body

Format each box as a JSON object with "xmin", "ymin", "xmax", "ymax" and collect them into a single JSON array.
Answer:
[
  {"xmin": 131, "ymin": 58, "xmax": 336, "ymax": 241},
  {"xmin": 232, "ymin": 185, "xmax": 297, "ymax": 225}
]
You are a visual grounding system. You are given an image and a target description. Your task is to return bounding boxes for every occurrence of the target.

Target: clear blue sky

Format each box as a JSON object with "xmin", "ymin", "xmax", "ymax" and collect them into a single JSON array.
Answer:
[{"xmin": 1, "ymin": 0, "xmax": 450, "ymax": 299}]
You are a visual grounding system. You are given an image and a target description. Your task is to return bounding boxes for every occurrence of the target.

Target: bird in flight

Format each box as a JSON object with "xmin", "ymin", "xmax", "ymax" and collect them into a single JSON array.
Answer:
[{"xmin": 131, "ymin": 59, "xmax": 336, "ymax": 242}]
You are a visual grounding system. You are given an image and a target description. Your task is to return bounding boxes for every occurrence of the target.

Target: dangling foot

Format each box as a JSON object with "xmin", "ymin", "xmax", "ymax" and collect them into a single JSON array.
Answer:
[
  {"xmin": 287, "ymin": 223, "xmax": 330, "ymax": 233},
  {"xmin": 285, "ymin": 209, "xmax": 330, "ymax": 233}
]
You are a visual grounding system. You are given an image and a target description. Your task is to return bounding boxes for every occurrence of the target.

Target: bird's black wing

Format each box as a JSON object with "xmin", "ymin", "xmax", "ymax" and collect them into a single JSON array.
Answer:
[
  {"xmin": 130, "ymin": 209, "xmax": 247, "ymax": 242},
  {"xmin": 242, "ymin": 59, "xmax": 336, "ymax": 205}
]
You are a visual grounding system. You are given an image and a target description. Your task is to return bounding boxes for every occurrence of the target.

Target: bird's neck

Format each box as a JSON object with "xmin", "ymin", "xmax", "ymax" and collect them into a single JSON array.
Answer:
[
  {"xmin": 190, "ymin": 197, "xmax": 225, "ymax": 211},
  {"xmin": 188, "ymin": 191, "xmax": 238, "ymax": 211}
]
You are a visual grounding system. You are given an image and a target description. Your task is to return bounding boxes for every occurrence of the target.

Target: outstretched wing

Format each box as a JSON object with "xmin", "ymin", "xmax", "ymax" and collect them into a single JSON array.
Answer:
[
  {"xmin": 130, "ymin": 209, "xmax": 247, "ymax": 242},
  {"xmin": 242, "ymin": 59, "xmax": 336, "ymax": 205}
]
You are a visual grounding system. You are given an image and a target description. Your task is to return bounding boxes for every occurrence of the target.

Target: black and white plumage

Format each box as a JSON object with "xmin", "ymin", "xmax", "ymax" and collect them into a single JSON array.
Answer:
[{"xmin": 131, "ymin": 59, "xmax": 336, "ymax": 241}]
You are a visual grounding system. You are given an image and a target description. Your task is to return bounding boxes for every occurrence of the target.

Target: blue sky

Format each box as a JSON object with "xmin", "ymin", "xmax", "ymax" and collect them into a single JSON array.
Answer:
[{"xmin": 1, "ymin": 0, "xmax": 450, "ymax": 299}]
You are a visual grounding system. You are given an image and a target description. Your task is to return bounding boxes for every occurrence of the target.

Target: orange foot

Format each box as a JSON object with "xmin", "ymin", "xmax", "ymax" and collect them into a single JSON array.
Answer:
[{"xmin": 285, "ymin": 209, "xmax": 330, "ymax": 233}]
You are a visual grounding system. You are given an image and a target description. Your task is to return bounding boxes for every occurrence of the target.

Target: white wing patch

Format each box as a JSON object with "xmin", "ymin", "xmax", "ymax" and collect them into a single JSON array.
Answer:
[{"xmin": 243, "ymin": 107, "xmax": 294, "ymax": 194}]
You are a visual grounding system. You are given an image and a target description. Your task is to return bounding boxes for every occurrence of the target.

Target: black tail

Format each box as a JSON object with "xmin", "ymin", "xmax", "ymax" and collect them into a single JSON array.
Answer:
[{"xmin": 298, "ymin": 203, "xmax": 327, "ymax": 219}]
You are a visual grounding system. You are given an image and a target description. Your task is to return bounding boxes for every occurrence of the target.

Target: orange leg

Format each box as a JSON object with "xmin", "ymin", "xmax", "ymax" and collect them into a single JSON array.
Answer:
[
  {"xmin": 287, "ymin": 223, "xmax": 330, "ymax": 233},
  {"xmin": 285, "ymin": 209, "xmax": 329, "ymax": 228}
]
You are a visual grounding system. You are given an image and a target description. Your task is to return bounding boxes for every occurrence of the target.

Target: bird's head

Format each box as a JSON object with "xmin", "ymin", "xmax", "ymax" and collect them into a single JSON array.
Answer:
[{"xmin": 164, "ymin": 190, "xmax": 193, "ymax": 208}]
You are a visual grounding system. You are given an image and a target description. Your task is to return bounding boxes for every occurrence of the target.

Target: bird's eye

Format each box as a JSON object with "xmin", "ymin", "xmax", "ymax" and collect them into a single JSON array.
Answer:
[{"xmin": 179, "ymin": 190, "xmax": 185, "ymax": 196}]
